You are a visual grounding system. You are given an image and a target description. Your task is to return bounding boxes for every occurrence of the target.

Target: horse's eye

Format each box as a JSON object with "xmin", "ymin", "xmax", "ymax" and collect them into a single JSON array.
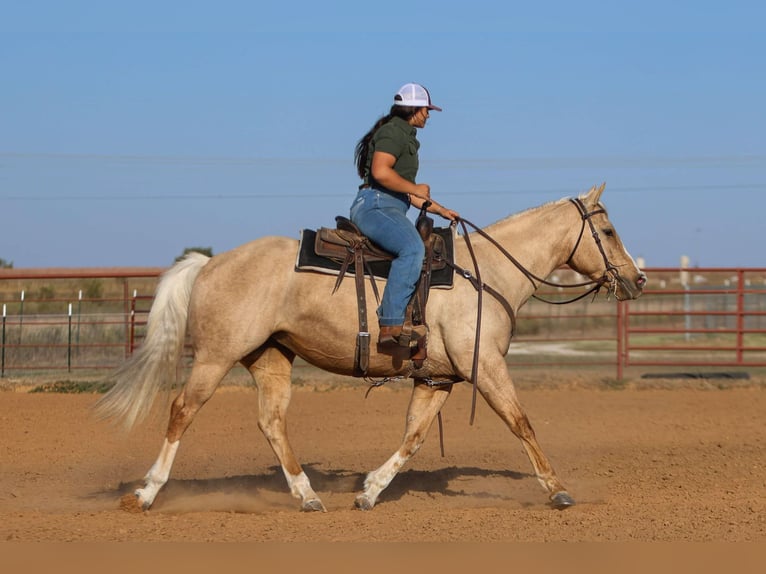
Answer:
[{"xmin": 603, "ymin": 228, "xmax": 615, "ymax": 237}]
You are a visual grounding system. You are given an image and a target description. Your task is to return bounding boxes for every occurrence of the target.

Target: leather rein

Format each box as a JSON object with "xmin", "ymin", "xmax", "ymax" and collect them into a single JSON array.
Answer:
[{"xmin": 441, "ymin": 197, "xmax": 625, "ymax": 424}]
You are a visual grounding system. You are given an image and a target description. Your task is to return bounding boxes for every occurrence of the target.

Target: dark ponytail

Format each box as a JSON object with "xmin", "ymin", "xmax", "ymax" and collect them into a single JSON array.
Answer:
[{"xmin": 354, "ymin": 105, "xmax": 420, "ymax": 179}]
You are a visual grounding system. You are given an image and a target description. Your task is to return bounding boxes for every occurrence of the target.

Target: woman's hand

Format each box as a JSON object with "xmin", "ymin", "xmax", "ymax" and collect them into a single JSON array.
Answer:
[
  {"xmin": 411, "ymin": 195, "xmax": 459, "ymax": 221},
  {"xmin": 438, "ymin": 206, "xmax": 460, "ymax": 221}
]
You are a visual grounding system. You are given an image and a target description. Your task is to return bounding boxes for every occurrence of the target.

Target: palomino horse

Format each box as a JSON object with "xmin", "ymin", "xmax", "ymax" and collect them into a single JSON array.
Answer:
[{"xmin": 95, "ymin": 183, "xmax": 645, "ymax": 512}]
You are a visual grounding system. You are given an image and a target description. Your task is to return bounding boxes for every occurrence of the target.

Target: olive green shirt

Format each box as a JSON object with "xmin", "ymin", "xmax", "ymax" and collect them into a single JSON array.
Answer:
[{"xmin": 363, "ymin": 116, "xmax": 420, "ymax": 188}]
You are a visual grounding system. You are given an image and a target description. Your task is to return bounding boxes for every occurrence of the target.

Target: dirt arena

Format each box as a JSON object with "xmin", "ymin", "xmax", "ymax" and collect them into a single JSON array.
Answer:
[{"xmin": 1, "ymin": 374, "xmax": 765, "ymax": 543}]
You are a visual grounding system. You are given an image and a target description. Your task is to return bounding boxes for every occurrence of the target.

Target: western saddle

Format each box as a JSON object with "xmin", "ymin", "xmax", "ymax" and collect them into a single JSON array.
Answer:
[{"xmin": 313, "ymin": 206, "xmax": 447, "ymax": 376}]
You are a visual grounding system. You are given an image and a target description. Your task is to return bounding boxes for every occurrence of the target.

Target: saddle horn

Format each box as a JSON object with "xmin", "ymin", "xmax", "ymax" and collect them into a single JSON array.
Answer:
[{"xmin": 416, "ymin": 200, "xmax": 433, "ymax": 242}]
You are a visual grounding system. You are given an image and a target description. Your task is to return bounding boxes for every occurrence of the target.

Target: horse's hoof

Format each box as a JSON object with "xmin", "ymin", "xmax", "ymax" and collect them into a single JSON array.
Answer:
[
  {"xmin": 354, "ymin": 494, "xmax": 375, "ymax": 511},
  {"xmin": 550, "ymin": 491, "xmax": 575, "ymax": 510},
  {"xmin": 134, "ymin": 489, "xmax": 152, "ymax": 511},
  {"xmin": 301, "ymin": 499, "xmax": 326, "ymax": 513}
]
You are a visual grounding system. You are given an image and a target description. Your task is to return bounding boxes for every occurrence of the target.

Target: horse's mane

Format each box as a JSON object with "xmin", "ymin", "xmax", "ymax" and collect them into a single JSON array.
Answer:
[
  {"xmin": 480, "ymin": 195, "xmax": 571, "ymax": 233},
  {"xmin": 479, "ymin": 192, "xmax": 608, "ymax": 234}
]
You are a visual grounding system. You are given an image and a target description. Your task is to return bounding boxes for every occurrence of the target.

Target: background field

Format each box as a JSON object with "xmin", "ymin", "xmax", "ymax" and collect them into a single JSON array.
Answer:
[{"xmin": 3, "ymin": 266, "xmax": 766, "ymax": 381}]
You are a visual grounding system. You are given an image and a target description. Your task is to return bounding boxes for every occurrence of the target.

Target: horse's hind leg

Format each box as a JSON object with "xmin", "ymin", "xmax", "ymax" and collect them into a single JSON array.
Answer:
[
  {"xmin": 245, "ymin": 344, "xmax": 325, "ymax": 512},
  {"xmin": 355, "ymin": 381, "xmax": 453, "ymax": 510},
  {"xmin": 135, "ymin": 360, "xmax": 232, "ymax": 510},
  {"xmin": 477, "ymin": 364, "xmax": 574, "ymax": 509}
]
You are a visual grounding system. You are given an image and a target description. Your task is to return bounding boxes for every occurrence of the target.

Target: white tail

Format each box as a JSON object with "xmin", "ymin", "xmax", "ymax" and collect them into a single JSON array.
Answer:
[{"xmin": 94, "ymin": 252, "xmax": 210, "ymax": 431}]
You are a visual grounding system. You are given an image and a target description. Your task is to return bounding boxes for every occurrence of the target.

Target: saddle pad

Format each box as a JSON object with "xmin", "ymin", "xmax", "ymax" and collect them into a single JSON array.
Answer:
[{"xmin": 295, "ymin": 226, "xmax": 455, "ymax": 289}]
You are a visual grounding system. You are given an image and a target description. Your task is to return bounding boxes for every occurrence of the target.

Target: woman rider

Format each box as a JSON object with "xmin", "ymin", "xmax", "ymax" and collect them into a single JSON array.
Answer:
[{"xmin": 350, "ymin": 83, "xmax": 459, "ymax": 346}]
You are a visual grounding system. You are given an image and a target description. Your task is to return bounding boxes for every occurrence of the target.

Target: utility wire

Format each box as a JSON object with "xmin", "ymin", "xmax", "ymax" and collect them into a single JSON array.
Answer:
[
  {"xmin": 0, "ymin": 183, "xmax": 765, "ymax": 202},
  {"xmin": 3, "ymin": 152, "xmax": 766, "ymax": 168}
]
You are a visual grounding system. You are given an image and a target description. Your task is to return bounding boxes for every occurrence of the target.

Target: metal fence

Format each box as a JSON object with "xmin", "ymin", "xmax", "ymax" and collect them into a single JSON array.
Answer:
[
  {"xmin": 0, "ymin": 267, "xmax": 161, "ymax": 376},
  {"xmin": 617, "ymin": 267, "xmax": 766, "ymax": 378},
  {"xmin": 2, "ymin": 266, "xmax": 766, "ymax": 379}
]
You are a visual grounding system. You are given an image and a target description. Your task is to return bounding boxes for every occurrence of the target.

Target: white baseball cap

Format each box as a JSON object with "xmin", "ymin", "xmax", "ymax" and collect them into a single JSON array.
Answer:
[{"xmin": 394, "ymin": 83, "xmax": 442, "ymax": 111}]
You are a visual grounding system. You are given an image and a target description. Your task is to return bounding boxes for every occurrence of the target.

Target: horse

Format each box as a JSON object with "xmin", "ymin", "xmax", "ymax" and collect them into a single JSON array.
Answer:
[{"xmin": 95, "ymin": 183, "xmax": 646, "ymax": 512}]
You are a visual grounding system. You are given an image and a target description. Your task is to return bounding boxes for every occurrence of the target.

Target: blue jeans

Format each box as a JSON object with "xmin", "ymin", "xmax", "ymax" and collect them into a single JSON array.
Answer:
[{"xmin": 350, "ymin": 188, "xmax": 425, "ymax": 327}]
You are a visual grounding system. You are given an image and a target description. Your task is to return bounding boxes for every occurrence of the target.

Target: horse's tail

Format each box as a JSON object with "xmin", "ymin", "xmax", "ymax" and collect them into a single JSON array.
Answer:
[{"xmin": 93, "ymin": 252, "xmax": 210, "ymax": 431}]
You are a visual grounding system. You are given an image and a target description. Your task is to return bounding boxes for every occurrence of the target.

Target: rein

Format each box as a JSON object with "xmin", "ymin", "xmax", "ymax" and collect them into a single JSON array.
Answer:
[
  {"xmin": 444, "ymin": 197, "xmax": 623, "ymax": 424},
  {"xmin": 457, "ymin": 198, "xmax": 613, "ymax": 305}
]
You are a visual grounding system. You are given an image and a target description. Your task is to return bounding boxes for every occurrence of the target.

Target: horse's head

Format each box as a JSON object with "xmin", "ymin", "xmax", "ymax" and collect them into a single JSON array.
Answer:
[{"xmin": 567, "ymin": 183, "xmax": 646, "ymax": 300}]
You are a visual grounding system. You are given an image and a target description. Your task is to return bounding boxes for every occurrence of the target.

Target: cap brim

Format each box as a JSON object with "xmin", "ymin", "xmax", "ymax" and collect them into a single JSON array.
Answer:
[{"xmin": 427, "ymin": 105, "xmax": 442, "ymax": 112}]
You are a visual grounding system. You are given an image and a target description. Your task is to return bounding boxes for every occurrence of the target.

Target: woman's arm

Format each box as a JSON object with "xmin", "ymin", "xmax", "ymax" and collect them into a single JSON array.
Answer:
[
  {"xmin": 370, "ymin": 151, "xmax": 431, "ymax": 200},
  {"xmin": 409, "ymin": 195, "xmax": 460, "ymax": 221},
  {"xmin": 371, "ymin": 150, "xmax": 458, "ymax": 220}
]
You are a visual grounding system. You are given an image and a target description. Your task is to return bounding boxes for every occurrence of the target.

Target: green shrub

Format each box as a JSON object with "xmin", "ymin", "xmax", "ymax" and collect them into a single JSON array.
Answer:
[{"xmin": 29, "ymin": 380, "xmax": 114, "ymax": 394}]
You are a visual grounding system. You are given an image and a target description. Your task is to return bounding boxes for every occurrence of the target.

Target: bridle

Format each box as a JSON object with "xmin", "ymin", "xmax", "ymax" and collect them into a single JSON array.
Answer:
[
  {"xmin": 562, "ymin": 197, "xmax": 624, "ymax": 301},
  {"xmin": 440, "ymin": 198, "xmax": 629, "ymax": 424}
]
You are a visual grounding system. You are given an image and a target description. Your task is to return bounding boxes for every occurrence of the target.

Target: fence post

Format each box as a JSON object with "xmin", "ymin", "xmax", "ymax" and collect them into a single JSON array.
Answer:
[
  {"xmin": 2, "ymin": 304, "xmax": 6, "ymax": 378},
  {"xmin": 616, "ymin": 300, "xmax": 625, "ymax": 380},
  {"xmin": 67, "ymin": 303, "xmax": 73, "ymax": 373},
  {"xmin": 123, "ymin": 279, "xmax": 130, "ymax": 359},
  {"xmin": 736, "ymin": 269, "xmax": 745, "ymax": 364},
  {"xmin": 18, "ymin": 290, "xmax": 24, "ymax": 345},
  {"xmin": 680, "ymin": 256, "xmax": 691, "ymax": 341},
  {"xmin": 76, "ymin": 289, "xmax": 82, "ymax": 354},
  {"xmin": 130, "ymin": 290, "xmax": 137, "ymax": 355}
]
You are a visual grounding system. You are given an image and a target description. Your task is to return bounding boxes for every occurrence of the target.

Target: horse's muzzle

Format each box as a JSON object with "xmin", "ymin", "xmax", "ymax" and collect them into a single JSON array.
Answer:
[{"xmin": 617, "ymin": 272, "xmax": 647, "ymax": 300}]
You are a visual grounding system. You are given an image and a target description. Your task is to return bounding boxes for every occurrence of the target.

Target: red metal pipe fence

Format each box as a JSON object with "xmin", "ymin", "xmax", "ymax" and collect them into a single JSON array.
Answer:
[
  {"xmin": 2, "ymin": 266, "xmax": 765, "ymax": 379},
  {"xmin": 616, "ymin": 267, "xmax": 766, "ymax": 378},
  {"xmin": 0, "ymin": 267, "xmax": 163, "ymax": 376}
]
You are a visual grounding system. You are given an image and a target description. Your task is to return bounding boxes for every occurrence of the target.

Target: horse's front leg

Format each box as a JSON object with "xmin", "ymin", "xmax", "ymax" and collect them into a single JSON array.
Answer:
[
  {"xmin": 477, "ymin": 359, "xmax": 574, "ymax": 509},
  {"xmin": 355, "ymin": 381, "xmax": 452, "ymax": 510}
]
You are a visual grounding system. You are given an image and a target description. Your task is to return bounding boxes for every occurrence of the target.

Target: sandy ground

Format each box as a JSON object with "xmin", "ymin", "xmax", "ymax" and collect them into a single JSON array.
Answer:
[{"xmin": 1, "ymin": 378, "xmax": 765, "ymax": 543}]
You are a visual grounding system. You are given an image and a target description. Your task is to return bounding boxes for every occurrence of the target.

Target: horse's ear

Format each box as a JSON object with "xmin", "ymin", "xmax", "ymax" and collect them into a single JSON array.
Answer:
[{"xmin": 583, "ymin": 182, "xmax": 606, "ymax": 207}]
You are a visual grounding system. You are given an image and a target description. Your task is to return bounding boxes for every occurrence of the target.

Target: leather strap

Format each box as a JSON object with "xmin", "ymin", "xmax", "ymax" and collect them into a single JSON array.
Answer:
[{"xmin": 353, "ymin": 246, "xmax": 370, "ymax": 375}]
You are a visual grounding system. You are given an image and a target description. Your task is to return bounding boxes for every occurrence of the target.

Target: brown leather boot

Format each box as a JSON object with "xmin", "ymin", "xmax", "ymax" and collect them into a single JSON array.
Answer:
[{"xmin": 378, "ymin": 324, "xmax": 428, "ymax": 347}]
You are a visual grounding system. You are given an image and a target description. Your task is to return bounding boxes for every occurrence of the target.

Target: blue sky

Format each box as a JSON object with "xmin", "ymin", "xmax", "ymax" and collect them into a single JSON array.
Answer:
[{"xmin": 1, "ymin": 0, "xmax": 764, "ymax": 268}]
